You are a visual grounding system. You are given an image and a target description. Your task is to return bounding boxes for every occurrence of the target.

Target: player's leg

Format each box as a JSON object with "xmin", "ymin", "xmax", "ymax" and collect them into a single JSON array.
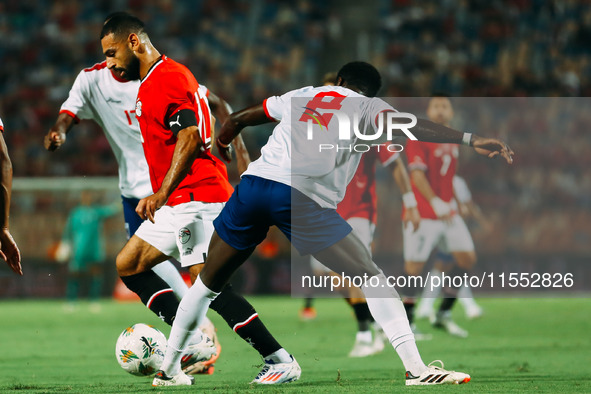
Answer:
[
  {"xmin": 415, "ymin": 252, "xmax": 452, "ymax": 319},
  {"xmin": 88, "ymin": 262, "xmax": 104, "ymax": 312},
  {"xmin": 123, "ymin": 196, "xmax": 189, "ymax": 299},
  {"xmin": 341, "ymin": 217, "xmax": 384, "ymax": 357},
  {"xmin": 313, "ymin": 232, "xmax": 469, "ymax": 384},
  {"xmin": 401, "ymin": 219, "xmax": 441, "ymax": 328},
  {"xmin": 186, "ymin": 262, "xmax": 290, "ymax": 374},
  {"xmin": 157, "ymin": 177, "xmax": 300, "ymax": 385},
  {"xmin": 116, "ymin": 234, "xmax": 176, "ymax": 323},
  {"xmin": 431, "ymin": 216, "xmax": 476, "ymax": 337},
  {"xmin": 65, "ymin": 259, "xmax": 83, "ymax": 312}
]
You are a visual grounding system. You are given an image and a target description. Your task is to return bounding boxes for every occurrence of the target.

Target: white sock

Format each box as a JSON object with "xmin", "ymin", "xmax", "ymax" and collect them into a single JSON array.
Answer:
[
  {"xmin": 356, "ymin": 330, "xmax": 372, "ymax": 343},
  {"xmin": 152, "ymin": 260, "xmax": 189, "ymax": 299},
  {"xmin": 362, "ymin": 273, "xmax": 426, "ymax": 375},
  {"xmin": 421, "ymin": 268, "xmax": 443, "ymax": 300},
  {"xmin": 265, "ymin": 348, "xmax": 292, "ymax": 363},
  {"xmin": 161, "ymin": 275, "xmax": 219, "ymax": 376},
  {"xmin": 458, "ymin": 284, "xmax": 477, "ymax": 307}
]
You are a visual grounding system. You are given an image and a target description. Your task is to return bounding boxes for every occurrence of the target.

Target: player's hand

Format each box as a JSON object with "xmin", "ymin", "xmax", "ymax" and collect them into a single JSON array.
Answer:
[
  {"xmin": 0, "ymin": 228, "xmax": 22, "ymax": 275},
  {"xmin": 403, "ymin": 206, "xmax": 421, "ymax": 232},
  {"xmin": 44, "ymin": 130, "xmax": 66, "ymax": 151},
  {"xmin": 136, "ymin": 192, "xmax": 168, "ymax": 223},
  {"xmin": 430, "ymin": 197, "xmax": 453, "ymax": 223},
  {"xmin": 216, "ymin": 138, "xmax": 233, "ymax": 163},
  {"xmin": 471, "ymin": 136, "xmax": 514, "ymax": 164}
]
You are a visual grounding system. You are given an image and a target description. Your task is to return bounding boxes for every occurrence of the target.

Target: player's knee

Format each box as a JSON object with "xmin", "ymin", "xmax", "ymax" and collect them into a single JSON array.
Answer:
[
  {"xmin": 404, "ymin": 261, "xmax": 425, "ymax": 276},
  {"xmin": 454, "ymin": 251, "xmax": 477, "ymax": 270},
  {"xmin": 116, "ymin": 251, "xmax": 139, "ymax": 276}
]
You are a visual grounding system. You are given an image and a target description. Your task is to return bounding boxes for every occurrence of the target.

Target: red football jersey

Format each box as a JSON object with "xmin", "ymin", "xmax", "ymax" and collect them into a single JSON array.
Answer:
[
  {"xmin": 135, "ymin": 55, "xmax": 233, "ymax": 205},
  {"xmin": 337, "ymin": 144, "xmax": 399, "ymax": 224},
  {"xmin": 404, "ymin": 141, "xmax": 458, "ymax": 219}
]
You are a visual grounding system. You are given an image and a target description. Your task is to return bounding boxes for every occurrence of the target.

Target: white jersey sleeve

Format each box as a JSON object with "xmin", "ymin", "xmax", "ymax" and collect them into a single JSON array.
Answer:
[
  {"xmin": 0, "ymin": 116, "xmax": 3, "ymax": 132},
  {"xmin": 263, "ymin": 87, "xmax": 314, "ymax": 121},
  {"xmin": 60, "ymin": 70, "xmax": 93, "ymax": 120},
  {"xmin": 453, "ymin": 175, "xmax": 472, "ymax": 203}
]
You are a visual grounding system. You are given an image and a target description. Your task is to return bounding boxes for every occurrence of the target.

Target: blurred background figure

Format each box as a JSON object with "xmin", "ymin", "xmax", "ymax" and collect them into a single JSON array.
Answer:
[{"xmin": 61, "ymin": 190, "xmax": 119, "ymax": 312}]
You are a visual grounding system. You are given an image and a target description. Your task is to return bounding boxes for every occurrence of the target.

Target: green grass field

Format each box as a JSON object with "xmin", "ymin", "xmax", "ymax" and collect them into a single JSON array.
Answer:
[{"xmin": 1, "ymin": 297, "xmax": 590, "ymax": 393}]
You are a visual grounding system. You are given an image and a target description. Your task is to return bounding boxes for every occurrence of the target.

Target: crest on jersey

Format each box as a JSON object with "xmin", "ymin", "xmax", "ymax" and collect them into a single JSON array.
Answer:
[
  {"xmin": 135, "ymin": 99, "xmax": 142, "ymax": 117},
  {"xmin": 179, "ymin": 228, "xmax": 191, "ymax": 244}
]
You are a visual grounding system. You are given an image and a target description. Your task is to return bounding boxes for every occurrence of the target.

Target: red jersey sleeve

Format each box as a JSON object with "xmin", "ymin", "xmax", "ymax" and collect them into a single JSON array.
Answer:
[
  {"xmin": 405, "ymin": 140, "xmax": 428, "ymax": 172},
  {"xmin": 377, "ymin": 143, "xmax": 400, "ymax": 167}
]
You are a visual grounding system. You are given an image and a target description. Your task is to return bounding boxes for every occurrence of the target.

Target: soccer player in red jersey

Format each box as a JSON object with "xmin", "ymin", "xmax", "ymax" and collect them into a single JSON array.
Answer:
[
  {"xmin": 0, "ymin": 116, "xmax": 21, "ymax": 276},
  {"xmin": 100, "ymin": 13, "xmax": 296, "ymax": 382},
  {"xmin": 402, "ymin": 95, "xmax": 477, "ymax": 338}
]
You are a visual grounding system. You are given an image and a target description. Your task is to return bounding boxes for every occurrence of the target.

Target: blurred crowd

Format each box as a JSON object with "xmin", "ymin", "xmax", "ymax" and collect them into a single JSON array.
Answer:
[{"xmin": 0, "ymin": 0, "xmax": 589, "ymax": 259}]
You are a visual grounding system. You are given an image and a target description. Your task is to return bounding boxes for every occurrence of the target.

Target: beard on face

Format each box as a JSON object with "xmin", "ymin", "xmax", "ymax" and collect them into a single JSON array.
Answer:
[{"xmin": 122, "ymin": 53, "xmax": 141, "ymax": 80}]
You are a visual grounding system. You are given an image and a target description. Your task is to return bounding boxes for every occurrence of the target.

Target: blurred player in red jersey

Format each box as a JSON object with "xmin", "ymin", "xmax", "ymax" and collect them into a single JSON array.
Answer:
[
  {"xmin": 415, "ymin": 174, "xmax": 492, "ymax": 321},
  {"xmin": 402, "ymin": 95, "xmax": 478, "ymax": 338},
  {"xmin": 100, "ymin": 13, "xmax": 295, "ymax": 384},
  {"xmin": 0, "ymin": 116, "xmax": 21, "ymax": 276}
]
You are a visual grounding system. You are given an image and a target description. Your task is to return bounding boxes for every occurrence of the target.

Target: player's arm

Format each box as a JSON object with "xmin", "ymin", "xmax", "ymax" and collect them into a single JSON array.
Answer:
[
  {"xmin": 0, "ymin": 132, "xmax": 22, "ymax": 275},
  {"xmin": 44, "ymin": 112, "xmax": 76, "ymax": 151},
  {"xmin": 411, "ymin": 168, "xmax": 452, "ymax": 223},
  {"xmin": 391, "ymin": 157, "xmax": 420, "ymax": 231},
  {"xmin": 207, "ymin": 91, "xmax": 251, "ymax": 175},
  {"xmin": 137, "ymin": 123, "xmax": 204, "ymax": 223},
  {"xmin": 386, "ymin": 113, "xmax": 514, "ymax": 164},
  {"xmin": 216, "ymin": 104, "xmax": 273, "ymax": 162}
]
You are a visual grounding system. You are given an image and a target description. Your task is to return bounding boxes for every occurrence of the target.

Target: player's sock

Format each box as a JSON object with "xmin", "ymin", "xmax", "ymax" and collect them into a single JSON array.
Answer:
[
  {"xmin": 457, "ymin": 283, "xmax": 477, "ymax": 307},
  {"xmin": 403, "ymin": 300, "xmax": 416, "ymax": 324},
  {"xmin": 351, "ymin": 302, "xmax": 372, "ymax": 332},
  {"xmin": 265, "ymin": 348, "xmax": 292, "ymax": 363},
  {"xmin": 152, "ymin": 260, "xmax": 189, "ymax": 299},
  {"xmin": 161, "ymin": 275, "xmax": 219, "ymax": 376},
  {"xmin": 66, "ymin": 276, "xmax": 80, "ymax": 302},
  {"xmin": 420, "ymin": 268, "xmax": 443, "ymax": 301},
  {"xmin": 362, "ymin": 273, "xmax": 426, "ymax": 375},
  {"xmin": 209, "ymin": 284, "xmax": 283, "ymax": 358},
  {"xmin": 438, "ymin": 266, "xmax": 469, "ymax": 313},
  {"xmin": 304, "ymin": 298, "xmax": 314, "ymax": 309},
  {"xmin": 120, "ymin": 271, "xmax": 179, "ymax": 325},
  {"xmin": 89, "ymin": 274, "xmax": 103, "ymax": 301}
]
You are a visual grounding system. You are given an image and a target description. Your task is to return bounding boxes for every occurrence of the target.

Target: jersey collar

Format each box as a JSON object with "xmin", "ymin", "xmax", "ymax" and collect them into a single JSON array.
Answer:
[{"xmin": 141, "ymin": 55, "xmax": 165, "ymax": 84}]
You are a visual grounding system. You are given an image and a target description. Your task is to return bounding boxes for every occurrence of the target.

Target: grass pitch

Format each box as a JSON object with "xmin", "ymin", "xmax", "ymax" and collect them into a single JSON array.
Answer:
[{"xmin": 1, "ymin": 297, "xmax": 589, "ymax": 393}]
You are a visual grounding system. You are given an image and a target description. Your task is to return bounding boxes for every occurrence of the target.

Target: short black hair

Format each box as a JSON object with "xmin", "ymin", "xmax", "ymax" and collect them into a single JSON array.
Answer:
[
  {"xmin": 100, "ymin": 13, "xmax": 145, "ymax": 40},
  {"xmin": 336, "ymin": 62, "xmax": 382, "ymax": 97}
]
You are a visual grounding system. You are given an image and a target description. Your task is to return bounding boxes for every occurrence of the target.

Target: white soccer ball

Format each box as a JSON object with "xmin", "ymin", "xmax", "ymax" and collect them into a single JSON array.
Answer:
[{"xmin": 115, "ymin": 323, "xmax": 167, "ymax": 376}]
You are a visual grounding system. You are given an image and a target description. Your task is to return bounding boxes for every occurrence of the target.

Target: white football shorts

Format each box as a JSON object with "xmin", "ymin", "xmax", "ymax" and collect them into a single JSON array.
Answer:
[
  {"xmin": 135, "ymin": 201, "xmax": 224, "ymax": 267},
  {"xmin": 310, "ymin": 217, "xmax": 376, "ymax": 273},
  {"xmin": 403, "ymin": 215, "xmax": 474, "ymax": 263}
]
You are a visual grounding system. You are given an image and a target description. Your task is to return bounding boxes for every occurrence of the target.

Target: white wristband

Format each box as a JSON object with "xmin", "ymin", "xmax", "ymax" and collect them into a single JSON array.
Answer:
[
  {"xmin": 430, "ymin": 197, "xmax": 451, "ymax": 217},
  {"xmin": 461, "ymin": 132, "xmax": 472, "ymax": 146},
  {"xmin": 402, "ymin": 192, "xmax": 417, "ymax": 208},
  {"xmin": 217, "ymin": 139, "xmax": 230, "ymax": 148}
]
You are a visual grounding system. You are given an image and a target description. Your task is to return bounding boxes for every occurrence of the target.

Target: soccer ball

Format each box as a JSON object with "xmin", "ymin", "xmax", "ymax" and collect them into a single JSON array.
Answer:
[{"xmin": 115, "ymin": 323, "xmax": 167, "ymax": 376}]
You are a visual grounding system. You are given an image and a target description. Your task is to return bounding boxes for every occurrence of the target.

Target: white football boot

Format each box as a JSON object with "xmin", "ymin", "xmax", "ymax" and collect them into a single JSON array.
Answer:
[
  {"xmin": 431, "ymin": 311, "xmax": 468, "ymax": 338},
  {"xmin": 152, "ymin": 370, "xmax": 194, "ymax": 386},
  {"xmin": 251, "ymin": 355, "xmax": 301, "ymax": 384},
  {"xmin": 406, "ymin": 360, "xmax": 471, "ymax": 386}
]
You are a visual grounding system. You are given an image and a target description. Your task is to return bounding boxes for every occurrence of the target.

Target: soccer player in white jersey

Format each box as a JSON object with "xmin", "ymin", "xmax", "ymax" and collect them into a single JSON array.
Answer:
[
  {"xmin": 0, "ymin": 116, "xmax": 22, "ymax": 276},
  {"xmin": 156, "ymin": 61, "xmax": 514, "ymax": 386},
  {"xmin": 44, "ymin": 12, "xmax": 294, "ymax": 378}
]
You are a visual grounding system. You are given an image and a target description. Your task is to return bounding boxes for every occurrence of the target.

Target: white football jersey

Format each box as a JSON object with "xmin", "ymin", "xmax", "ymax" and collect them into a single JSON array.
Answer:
[
  {"xmin": 242, "ymin": 85, "xmax": 396, "ymax": 209},
  {"xmin": 61, "ymin": 63, "xmax": 214, "ymax": 199},
  {"xmin": 61, "ymin": 62, "xmax": 151, "ymax": 199}
]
